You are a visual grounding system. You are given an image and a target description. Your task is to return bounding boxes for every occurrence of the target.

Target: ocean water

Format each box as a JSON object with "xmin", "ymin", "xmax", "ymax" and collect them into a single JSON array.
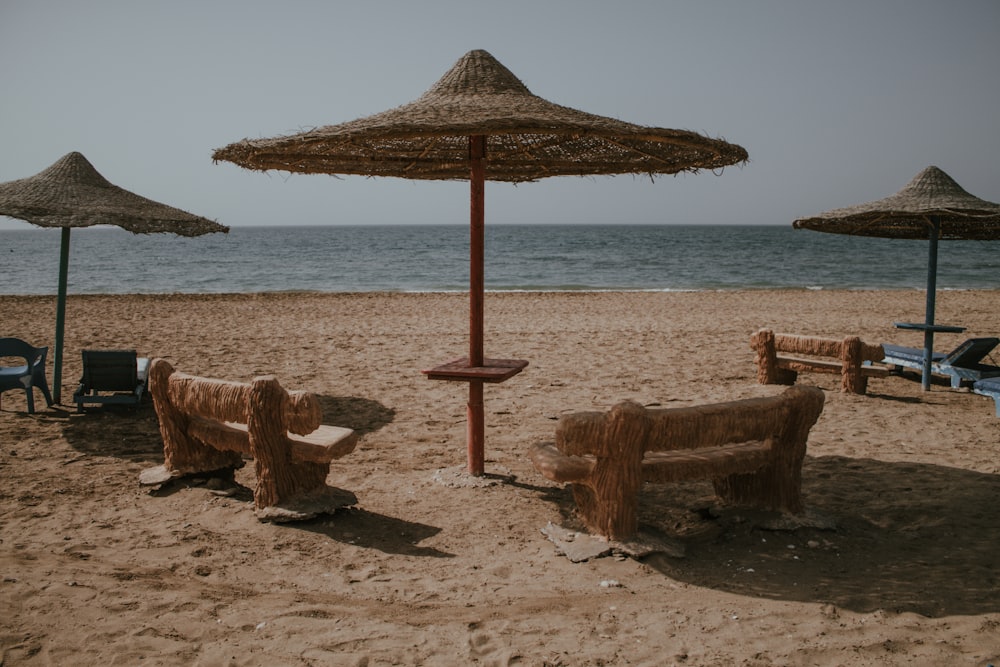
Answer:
[{"xmin": 0, "ymin": 224, "xmax": 997, "ymax": 295}]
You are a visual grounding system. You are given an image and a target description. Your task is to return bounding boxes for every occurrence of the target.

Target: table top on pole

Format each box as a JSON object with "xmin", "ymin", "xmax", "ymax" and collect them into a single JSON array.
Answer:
[
  {"xmin": 423, "ymin": 357, "xmax": 528, "ymax": 383},
  {"xmin": 893, "ymin": 322, "xmax": 966, "ymax": 334}
]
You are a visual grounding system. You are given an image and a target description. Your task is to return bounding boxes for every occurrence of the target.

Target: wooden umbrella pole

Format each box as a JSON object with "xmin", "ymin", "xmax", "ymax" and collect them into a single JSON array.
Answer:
[
  {"xmin": 467, "ymin": 135, "xmax": 487, "ymax": 475},
  {"xmin": 467, "ymin": 379, "xmax": 485, "ymax": 475},
  {"xmin": 469, "ymin": 135, "xmax": 486, "ymax": 367}
]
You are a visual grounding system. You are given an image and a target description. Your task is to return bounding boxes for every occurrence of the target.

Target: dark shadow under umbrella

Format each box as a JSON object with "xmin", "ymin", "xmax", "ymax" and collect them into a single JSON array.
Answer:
[
  {"xmin": 0, "ymin": 152, "xmax": 228, "ymax": 403},
  {"xmin": 213, "ymin": 49, "xmax": 748, "ymax": 476},
  {"xmin": 794, "ymin": 166, "xmax": 1000, "ymax": 390}
]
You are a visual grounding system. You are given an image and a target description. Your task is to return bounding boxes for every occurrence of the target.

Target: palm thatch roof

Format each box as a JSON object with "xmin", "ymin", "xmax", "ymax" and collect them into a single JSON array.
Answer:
[
  {"xmin": 0, "ymin": 152, "xmax": 227, "ymax": 236},
  {"xmin": 793, "ymin": 166, "xmax": 1000, "ymax": 241},
  {"xmin": 213, "ymin": 49, "xmax": 747, "ymax": 182}
]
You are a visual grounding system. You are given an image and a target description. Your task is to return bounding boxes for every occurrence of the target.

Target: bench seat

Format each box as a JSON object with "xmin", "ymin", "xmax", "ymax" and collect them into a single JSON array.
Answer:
[
  {"xmin": 532, "ymin": 439, "xmax": 773, "ymax": 486},
  {"xmin": 198, "ymin": 421, "xmax": 358, "ymax": 463},
  {"xmin": 642, "ymin": 440, "xmax": 772, "ymax": 482},
  {"xmin": 777, "ymin": 355, "xmax": 890, "ymax": 378}
]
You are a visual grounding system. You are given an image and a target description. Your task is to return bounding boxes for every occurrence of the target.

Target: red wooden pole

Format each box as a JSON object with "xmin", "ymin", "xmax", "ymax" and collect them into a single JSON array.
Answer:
[
  {"xmin": 469, "ymin": 135, "xmax": 485, "ymax": 367},
  {"xmin": 468, "ymin": 135, "xmax": 486, "ymax": 475},
  {"xmin": 467, "ymin": 379, "xmax": 485, "ymax": 475}
]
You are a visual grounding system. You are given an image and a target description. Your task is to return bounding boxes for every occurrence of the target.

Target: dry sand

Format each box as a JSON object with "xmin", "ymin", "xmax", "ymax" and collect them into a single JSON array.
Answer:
[{"xmin": 2, "ymin": 290, "xmax": 999, "ymax": 666}]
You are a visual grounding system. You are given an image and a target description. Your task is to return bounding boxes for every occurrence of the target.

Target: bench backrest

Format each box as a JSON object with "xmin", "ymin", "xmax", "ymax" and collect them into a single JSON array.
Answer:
[
  {"xmin": 555, "ymin": 385, "xmax": 825, "ymax": 459},
  {"xmin": 767, "ymin": 332, "xmax": 883, "ymax": 363},
  {"xmin": 151, "ymin": 358, "xmax": 320, "ymax": 434}
]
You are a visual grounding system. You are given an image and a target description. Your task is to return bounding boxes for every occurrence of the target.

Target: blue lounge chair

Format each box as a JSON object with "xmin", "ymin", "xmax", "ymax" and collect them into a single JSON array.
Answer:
[
  {"xmin": 882, "ymin": 337, "xmax": 1000, "ymax": 388},
  {"xmin": 972, "ymin": 377, "xmax": 1000, "ymax": 418},
  {"xmin": 72, "ymin": 349, "xmax": 149, "ymax": 412},
  {"xmin": 0, "ymin": 337, "xmax": 55, "ymax": 414}
]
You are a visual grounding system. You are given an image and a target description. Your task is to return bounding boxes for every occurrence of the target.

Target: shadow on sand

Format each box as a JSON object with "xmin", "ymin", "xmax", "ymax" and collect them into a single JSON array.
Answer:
[
  {"xmin": 57, "ymin": 400, "xmax": 999, "ymax": 617},
  {"xmin": 293, "ymin": 508, "xmax": 454, "ymax": 558},
  {"xmin": 592, "ymin": 454, "xmax": 1000, "ymax": 618}
]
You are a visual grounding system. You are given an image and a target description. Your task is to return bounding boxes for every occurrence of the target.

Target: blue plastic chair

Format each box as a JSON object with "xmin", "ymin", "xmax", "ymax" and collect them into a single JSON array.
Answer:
[{"xmin": 0, "ymin": 337, "xmax": 55, "ymax": 414}]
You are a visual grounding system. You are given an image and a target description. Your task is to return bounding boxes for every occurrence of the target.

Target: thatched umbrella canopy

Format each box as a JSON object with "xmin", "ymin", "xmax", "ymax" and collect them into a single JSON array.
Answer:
[
  {"xmin": 213, "ymin": 49, "xmax": 747, "ymax": 181},
  {"xmin": 794, "ymin": 166, "xmax": 1000, "ymax": 390},
  {"xmin": 214, "ymin": 49, "xmax": 748, "ymax": 475},
  {"xmin": 0, "ymin": 151, "xmax": 228, "ymax": 403}
]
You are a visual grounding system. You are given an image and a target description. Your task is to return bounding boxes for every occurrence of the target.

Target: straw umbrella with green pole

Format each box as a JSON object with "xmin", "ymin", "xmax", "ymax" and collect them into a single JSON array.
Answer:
[
  {"xmin": 213, "ymin": 49, "xmax": 747, "ymax": 476},
  {"xmin": 0, "ymin": 152, "xmax": 228, "ymax": 404},
  {"xmin": 794, "ymin": 166, "xmax": 1000, "ymax": 391}
]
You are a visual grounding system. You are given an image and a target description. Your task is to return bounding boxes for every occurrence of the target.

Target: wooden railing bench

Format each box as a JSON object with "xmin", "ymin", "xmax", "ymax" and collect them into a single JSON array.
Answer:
[
  {"xmin": 140, "ymin": 358, "xmax": 358, "ymax": 522},
  {"xmin": 530, "ymin": 386, "xmax": 825, "ymax": 541},
  {"xmin": 750, "ymin": 328, "xmax": 888, "ymax": 394}
]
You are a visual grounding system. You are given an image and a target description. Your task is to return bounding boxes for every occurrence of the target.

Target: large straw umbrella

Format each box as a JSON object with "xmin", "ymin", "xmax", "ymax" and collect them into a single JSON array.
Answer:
[
  {"xmin": 0, "ymin": 152, "xmax": 228, "ymax": 403},
  {"xmin": 794, "ymin": 166, "xmax": 1000, "ymax": 390},
  {"xmin": 213, "ymin": 49, "xmax": 747, "ymax": 476}
]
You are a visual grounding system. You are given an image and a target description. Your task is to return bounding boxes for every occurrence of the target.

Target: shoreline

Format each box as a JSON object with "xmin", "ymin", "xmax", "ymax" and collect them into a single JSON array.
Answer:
[{"xmin": 3, "ymin": 285, "xmax": 999, "ymax": 297}]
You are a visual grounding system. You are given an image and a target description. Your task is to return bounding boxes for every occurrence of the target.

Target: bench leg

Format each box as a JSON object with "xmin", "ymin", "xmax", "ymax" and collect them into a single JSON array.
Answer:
[
  {"xmin": 842, "ymin": 371, "xmax": 869, "ymax": 395},
  {"xmin": 150, "ymin": 361, "xmax": 243, "ymax": 476},
  {"xmin": 751, "ymin": 329, "xmax": 797, "ymax": 386},
  {"xmin": 775, "ymin": 368, "xmax": 798, "ymax": 385},
  {"xmin": 712, "ymin": 387, "xmax": 824, "ymax": 513},
  {"xmin": 247, "ymin": 376, "xmax": 354, "ymax": 521},
  {"xmin": 248, "ymin": 376, "xmax": 321, "ymax": 508},
  {"xmin": 712, "ymin": 465, "xmax": 803, "ymax": 514},
  {"xmin": 841, "ymin": 337, "xmax": 868, "ymax": 394},
  {"xmin": 571, "ymin": 481, "xmax": 640, "ymax": 542},
  {"xmin": 569, "ymin": 401, "xmax": 650, "ymax": 540}
]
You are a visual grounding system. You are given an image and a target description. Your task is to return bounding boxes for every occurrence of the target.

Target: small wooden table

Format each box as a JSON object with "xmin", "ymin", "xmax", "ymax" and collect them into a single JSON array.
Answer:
[
  {"xmin": 892, "ymin": 322, "xmax": 966, "ymax": 391},
  {"xmin": 422, "ymin": 357, "xmax": 528, "ymax": 383},
  {"xmin": 422, "ymin": 356, "xmax": 528, "ymax": 477}
]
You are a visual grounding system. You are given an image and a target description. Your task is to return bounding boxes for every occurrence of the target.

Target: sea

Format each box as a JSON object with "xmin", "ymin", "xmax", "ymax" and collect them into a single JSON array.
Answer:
[{"xmin": 0, "ymin": 224, "xmax": 997, "ymax": 295}]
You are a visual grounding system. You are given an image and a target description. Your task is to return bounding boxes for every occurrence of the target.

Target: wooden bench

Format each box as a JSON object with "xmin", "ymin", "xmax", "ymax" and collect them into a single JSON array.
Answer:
[
  {"xmin": 529, "ymin": 386, "xmax": 825, "ymax": 541},
  {"xmin": 750, "ymin": 328, "xmax": 888, "ymax": 395},
  {"xmin": 140, "ymin": 358, "xmax": 358, "ymax": 522}
]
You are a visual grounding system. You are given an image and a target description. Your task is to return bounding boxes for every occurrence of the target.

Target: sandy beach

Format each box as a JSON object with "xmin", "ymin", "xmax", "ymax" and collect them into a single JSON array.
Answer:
[{"xmin": 2, "ymin": 289, "xmax": 999, "ymax": 666}]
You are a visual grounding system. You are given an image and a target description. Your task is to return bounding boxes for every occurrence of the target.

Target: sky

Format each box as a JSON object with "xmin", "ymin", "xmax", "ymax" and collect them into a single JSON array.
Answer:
[{"xmin": 1, "ymin": 0, "xmax": 998, "ymax": 230}]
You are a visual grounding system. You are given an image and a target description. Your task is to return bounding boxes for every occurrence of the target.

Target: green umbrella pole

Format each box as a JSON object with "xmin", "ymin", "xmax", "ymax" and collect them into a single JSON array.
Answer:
[{"xmin": 53, "ymin": 227, "xmax": 71, "ymax": 404}]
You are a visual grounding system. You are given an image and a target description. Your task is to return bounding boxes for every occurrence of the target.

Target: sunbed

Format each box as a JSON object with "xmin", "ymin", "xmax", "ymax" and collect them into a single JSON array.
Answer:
[
  {"xmin": 882, "ymin": 337, "xmax": 1000, "ymax": 388},
  {"xmin": 972, "ymin": 377, "xmax": 1000, "ymax": 418}
]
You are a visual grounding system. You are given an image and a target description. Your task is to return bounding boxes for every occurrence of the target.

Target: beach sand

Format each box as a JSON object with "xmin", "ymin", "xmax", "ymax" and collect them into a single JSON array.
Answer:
[{"xmin": 2, "ymin": 290, "xmax": 999, "ymax": 666}]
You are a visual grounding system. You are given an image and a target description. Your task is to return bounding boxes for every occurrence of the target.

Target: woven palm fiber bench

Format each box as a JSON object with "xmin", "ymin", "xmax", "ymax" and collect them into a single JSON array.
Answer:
[
  {"xmin": 750, "ymin": 328, "xmax": 889, "ymax": 395},
  {"xmin": 529, "ymin": 385, "xmax": 825, "ymax": 541},
  {"xmin": 140, "ymin": 358, "xmax": 358, "ymax": 522}
]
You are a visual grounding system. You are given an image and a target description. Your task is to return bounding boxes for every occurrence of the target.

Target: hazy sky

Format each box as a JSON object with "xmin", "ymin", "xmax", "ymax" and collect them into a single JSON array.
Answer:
[{"xmin": 1, "ymin": 1, "xmax": 998, "ymax": 230}]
